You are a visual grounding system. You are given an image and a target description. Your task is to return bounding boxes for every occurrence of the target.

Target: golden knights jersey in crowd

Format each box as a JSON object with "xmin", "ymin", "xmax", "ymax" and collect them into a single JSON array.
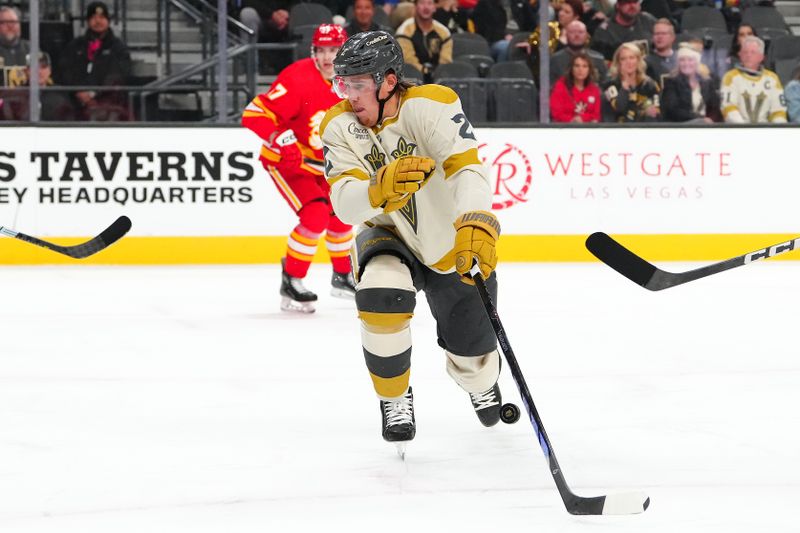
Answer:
[
  {"xmin": 720, "ymin": 65, "xmax": 788, "ymax": 123},
  {"xmin": 242, "ymin": 57, "xmax": 341, "ymax": 173},
  {"xmin": 602, "ymin": 77, "xmax": 661, "ymax": 122},
  {"xmin": 320, "ymin": 84, "xmax": 491, "ymax": 272}
]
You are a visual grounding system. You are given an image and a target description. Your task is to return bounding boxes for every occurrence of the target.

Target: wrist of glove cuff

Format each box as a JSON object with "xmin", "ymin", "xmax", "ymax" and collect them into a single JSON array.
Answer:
[
  {"xmin": 271, "ymin": 129, "xmax": 302, "ymax": 173},
  {"xmin": 453, "ymin": 210, "xmax": 501, "ymax": 284}
]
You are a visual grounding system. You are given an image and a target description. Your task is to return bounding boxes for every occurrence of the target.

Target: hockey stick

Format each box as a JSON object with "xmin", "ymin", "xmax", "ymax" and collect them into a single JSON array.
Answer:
[
  {"xmin": 585, "ymin": 232, "xmax": 800, "ymax": 291},
  {"xmin": 471, "ymin": 263, "xmax": 650, "ymax": 515},
  {"xmin": 0, "ymin": 216, "xmax": 132, "ymax": 259}
]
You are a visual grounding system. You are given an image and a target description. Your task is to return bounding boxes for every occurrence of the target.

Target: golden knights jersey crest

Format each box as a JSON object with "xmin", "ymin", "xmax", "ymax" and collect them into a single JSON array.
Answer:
[
  {"xmin": 391, "ymin": 137, "xmax": 417, "ymax": 159},
  {"xmin": 364, "ymin": 144, "xmax": 386, "ymax": 172}
]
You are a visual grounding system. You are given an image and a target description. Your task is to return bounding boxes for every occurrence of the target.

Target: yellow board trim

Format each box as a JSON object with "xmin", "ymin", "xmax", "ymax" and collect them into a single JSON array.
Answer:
[{"xmin": 3, "ymin": 234, "xmax": 800, "ymax": 265}]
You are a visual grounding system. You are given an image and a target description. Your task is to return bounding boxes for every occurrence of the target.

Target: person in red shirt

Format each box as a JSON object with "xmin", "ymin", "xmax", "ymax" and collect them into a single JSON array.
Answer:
[
  {"xmin": 550, "ymin": 51, "xmax": 602, "ymax": 123},
  {"xmin": 242, "ymin": 24, "xmax": 354, "ymax": 313}
]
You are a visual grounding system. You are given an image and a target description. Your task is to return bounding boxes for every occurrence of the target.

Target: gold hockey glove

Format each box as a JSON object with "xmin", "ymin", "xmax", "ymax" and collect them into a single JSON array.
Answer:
[
  {"xmin": 453, "ymin": 211, "xmax": 501, "ymax": 285},
  {"xmin": 369, "ymin": 156, "xmax": 436, "ymax": 213}
]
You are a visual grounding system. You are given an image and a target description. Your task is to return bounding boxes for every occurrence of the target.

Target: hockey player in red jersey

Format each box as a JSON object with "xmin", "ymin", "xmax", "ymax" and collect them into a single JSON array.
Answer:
[{"xmin": 242, "ymin": 23, "xmax": 355, "ymax": 313}]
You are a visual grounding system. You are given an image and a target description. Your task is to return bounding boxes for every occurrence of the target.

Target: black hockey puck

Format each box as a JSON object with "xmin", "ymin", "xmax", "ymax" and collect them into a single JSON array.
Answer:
[{"xmin": 500, "ymin": 402, "xmax": 520, "ymax": 424}]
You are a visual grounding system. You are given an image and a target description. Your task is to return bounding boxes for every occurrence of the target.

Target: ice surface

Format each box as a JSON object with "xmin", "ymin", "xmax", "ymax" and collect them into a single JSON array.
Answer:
[{"xmin": 1, "ymin": 262, "xmax": 799, "ymax": 532}]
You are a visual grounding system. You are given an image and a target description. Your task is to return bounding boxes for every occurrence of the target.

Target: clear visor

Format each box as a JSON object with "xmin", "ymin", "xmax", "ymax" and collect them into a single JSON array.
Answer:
[{"xmin": 332, "ymin": 76, "xmax": 377, "ymax": 99}]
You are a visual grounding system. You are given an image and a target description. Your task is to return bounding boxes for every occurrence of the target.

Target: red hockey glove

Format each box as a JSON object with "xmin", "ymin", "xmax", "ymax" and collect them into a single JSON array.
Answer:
[
  {"xmin": 272, "ymin": 129, "xmax": 303, "ymax": 175},
  {"xmin": 453, "ymin": 211, "xmax": 500, "ymax": 285}
]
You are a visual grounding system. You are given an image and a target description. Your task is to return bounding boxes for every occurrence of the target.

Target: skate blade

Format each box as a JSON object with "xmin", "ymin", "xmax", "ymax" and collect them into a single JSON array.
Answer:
[
  {"xmin": 395, "ymin": 442, "xmax": 407, "ymax": 460},
  {"xmin": 330, "ymin": 287, "xmax": 355, "ymax": 300},
  {"xmin": 280, "ymin": 297, "xmax": 315, "ymax": 313}
]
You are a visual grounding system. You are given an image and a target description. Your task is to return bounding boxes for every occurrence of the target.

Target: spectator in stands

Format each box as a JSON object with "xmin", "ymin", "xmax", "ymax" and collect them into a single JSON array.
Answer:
[
  {"xmin": 0, "ymin": 5, "xmax": 29, "ymax": 85},
  {"xmin": 346, "ymin": 0, "xmax": 391, "ymax": 35},
  {"xmin": 396, "ymin": 0, "xmax": 453, "ymax": 82},
  {"xmin": 457, "ymin": 0, "xmax": 478, "ymax": 21},
  {"xmin": 720, "ymin": 35, "xmax": 787, "ymax": 123},
  {"xmin": 434, "ymin": 0, "xmax": 468, "ymax": 34},
  {"xmin": 238, "ymin": 0, "xmax": 291, "ymax": 43},
  {"xmin": 785, "ymin": 68, "xmax": 800, "ymax": 123},
  {"xmin": 725, "ymin": 23, "xmax": 756, "ymax": 72},
  {"xmin": 550, "ymin": 51, "xmax": 602, "ymax": 122},
  {"xmin": 602, "ymin": 41, "xmax": 660, "ymax": 122},
  {"xmin": 683, "ymin": 36, "xmax": 725, "ymax": 83},
  {"xmin": 471, "ymin": 0, "xmax": 511, "ymax": 61},
  {"xmin": 591, "ymin": 0, "xmax": 656, "ymax": 61},
  {"xmin": 555, "ymin": 0, "xmax": 583, "ymax": 48},
  {"xmin": 237, "ymin": 0, "xmax": 294, "ymax": 74},
  {"xmin": 0, "ymin": 52, "xmax": 75, "ymax": 121},
  {"xmin": 389, "ymin": 1, "xmax": 416, "ymax": 30},
  {"xmin": 510, "ymin": 0, "xmax": 537, "ymax": 32},
  {"xmin": 550, "ymin": 20, "xmax": 608, "ymax": 85},
  {"xmin": 581, "ymin": 0, "xmax": 611, "ymax": 36},
  {"xmin": 660, "ymin": 46, "xmax": 720, "ymax": 123},
  {"xmin": 645, "ymin": 18, "xmax": 675, "ymax": 87},
  {"xmin": 58, "ymin": 1, "xmax": 132, "ymax": 121}
]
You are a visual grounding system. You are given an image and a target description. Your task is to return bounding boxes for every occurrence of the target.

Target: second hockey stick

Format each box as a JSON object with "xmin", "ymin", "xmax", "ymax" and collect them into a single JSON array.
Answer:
[
  {"xmin": 0, "ymin": 216, "xmax": 132, "ymax": 259},
  {"xmin": 585, "ymin": 232, "xmax": 800, "ymax": 291},
  {"xmin": 471, "ymin": 264, "xmax": 650, "ymax": 515}
]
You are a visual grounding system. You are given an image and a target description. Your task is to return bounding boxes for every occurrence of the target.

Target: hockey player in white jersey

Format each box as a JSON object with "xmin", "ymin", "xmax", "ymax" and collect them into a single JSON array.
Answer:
[{"xmin": 320, "ymin": 30, "xmax": 505, "ymax": 450}]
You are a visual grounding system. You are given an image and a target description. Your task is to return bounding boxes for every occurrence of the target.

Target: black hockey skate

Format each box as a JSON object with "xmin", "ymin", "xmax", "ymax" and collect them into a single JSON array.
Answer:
[
  {"xmin": 280, "ymin": 259, "xmax": 318, "ymax": 313},
  {"xmin": 469, "ymin": 383, "xmax": 503, "ymax": 427},
  {"xmin": 380, "ymin": 387, "xmax": 415, "ymax": 457},
  {"xmin": 330, "ymin": 270, "xmax": 356, "ymax": 299}
]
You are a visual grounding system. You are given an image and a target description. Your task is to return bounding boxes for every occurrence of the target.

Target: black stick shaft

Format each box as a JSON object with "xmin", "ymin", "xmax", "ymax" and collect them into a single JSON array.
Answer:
[{"xmin": 472, "ymin": 270, "xmax": 602, "ymax": 513}]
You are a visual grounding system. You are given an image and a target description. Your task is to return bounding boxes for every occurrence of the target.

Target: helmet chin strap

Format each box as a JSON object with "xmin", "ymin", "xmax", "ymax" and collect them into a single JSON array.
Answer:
[{"xmin": 375, "ymin": 81, "xmax": 399, "ymax": 126}]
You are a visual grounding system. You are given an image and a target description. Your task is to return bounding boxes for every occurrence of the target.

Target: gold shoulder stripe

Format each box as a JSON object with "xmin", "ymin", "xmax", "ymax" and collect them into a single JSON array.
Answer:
[
  {"xmin": 443, "ymin": 148, "xmax": 481, "ymax": 179},
  {"xmin": 721, "ymin": 69, "xmax": 737, "ymax": 87},
  {"xmin": 327, "ymin": 167, "xmax": 370, "ymax": 187},
  {"xmin": 320, "ymin": 100, "xmax": 353, "ymax": 137},
  {"xmin": 766, "ymin": 70, "xmax": 783, "ymax": 88},
  {"xmin": 405, "ymin": 84, "xmax": 459, "ymax": 105}
]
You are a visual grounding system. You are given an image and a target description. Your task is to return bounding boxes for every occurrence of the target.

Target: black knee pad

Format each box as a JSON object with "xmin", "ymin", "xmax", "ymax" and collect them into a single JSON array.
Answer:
[{"xmin": 354, "ymin": 226, "xmax": 422, "ymax": 285}]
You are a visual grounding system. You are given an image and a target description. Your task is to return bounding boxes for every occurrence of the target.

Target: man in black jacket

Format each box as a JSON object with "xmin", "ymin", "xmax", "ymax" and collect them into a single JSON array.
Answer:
[{"xmin": 58, "ymin": 1, "xmax": 132, "ymax": 121}]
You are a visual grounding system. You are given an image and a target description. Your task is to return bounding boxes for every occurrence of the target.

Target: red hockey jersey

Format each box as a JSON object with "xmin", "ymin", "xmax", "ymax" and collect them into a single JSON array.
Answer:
[{"xmin": 242, "ymin": 58, "xmax": 341, "ymax": 174}]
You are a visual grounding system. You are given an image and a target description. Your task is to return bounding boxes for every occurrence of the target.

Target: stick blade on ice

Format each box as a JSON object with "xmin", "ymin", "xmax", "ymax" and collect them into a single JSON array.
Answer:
[
  {"xmin": 564, "ymin": 491, "xmax": 649, "ymax": 515},
  {"xmin": 585, "ymin": 232, "xmax": 658, "ymax": 290},
  {"xmin": 600, "ymin": 491, "xmax": 650, "ymax": 515}
]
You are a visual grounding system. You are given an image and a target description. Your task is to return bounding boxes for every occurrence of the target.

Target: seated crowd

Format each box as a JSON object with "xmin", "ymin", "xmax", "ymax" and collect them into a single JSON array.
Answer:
[
  {"xmin": 2, "ymin": 0, "xmax": 800, "ymax": 123},
  {"xmin": 229, "ymin": 0, "xmax": 799, "ymax": 123},
  {"xmin": 0, "ymin": 1, "xmax": 131, "ymax": 121}
]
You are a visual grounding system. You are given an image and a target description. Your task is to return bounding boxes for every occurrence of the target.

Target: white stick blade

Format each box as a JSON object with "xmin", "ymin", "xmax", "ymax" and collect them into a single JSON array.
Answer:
[{"xmin": 602, "ymin": 491, "xmax": 650, "ymax": 515}]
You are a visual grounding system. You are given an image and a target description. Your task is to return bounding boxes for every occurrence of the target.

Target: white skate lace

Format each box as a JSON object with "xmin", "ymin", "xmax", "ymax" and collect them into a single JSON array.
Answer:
[
  {"xmin": 470, "ymin": 388, "xmax": 499, "ymax": 411},
  {"xmin": 384, "ymin": 393, "xmax": 413, "ymax": 426}
]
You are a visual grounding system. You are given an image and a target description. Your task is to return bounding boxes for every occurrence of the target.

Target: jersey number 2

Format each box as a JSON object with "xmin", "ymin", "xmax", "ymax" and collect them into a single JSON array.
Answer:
[{"xmin": 451, "ymin": 113, "xmax": 476, "ymax": 140}]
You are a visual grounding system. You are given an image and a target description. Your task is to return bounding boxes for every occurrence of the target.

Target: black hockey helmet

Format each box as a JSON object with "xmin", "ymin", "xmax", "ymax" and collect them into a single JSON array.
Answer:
[{"xmin": 333, "ymin": 30, "xmax": 404, "ymax": 86}]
